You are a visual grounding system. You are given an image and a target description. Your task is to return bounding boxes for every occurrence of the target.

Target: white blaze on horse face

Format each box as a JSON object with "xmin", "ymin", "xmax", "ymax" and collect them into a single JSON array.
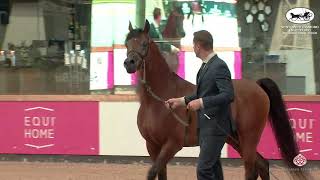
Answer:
[
  {"xmin": 127, "ymin": 37, "xmax": 147, "ymax": 57},
  {"xmin": 127, "ymin": 38, "xmax": 138, "ymax": 50}
]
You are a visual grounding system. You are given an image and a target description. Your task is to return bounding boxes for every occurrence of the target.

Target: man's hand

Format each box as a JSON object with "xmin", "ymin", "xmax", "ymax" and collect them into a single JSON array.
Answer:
[
  {"xmin": 187, "ymin": 99, "xmax": 203, "ymax": 111},
  {"xmin": 165, "ymin": 97, "xmax": 185, "ymax": 109}
]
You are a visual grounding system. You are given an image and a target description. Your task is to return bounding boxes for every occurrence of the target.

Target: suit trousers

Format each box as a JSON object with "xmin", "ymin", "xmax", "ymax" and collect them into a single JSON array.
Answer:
[{"xmin": 197, "ymin": 135, "xmax": 226, "ymax": 180}]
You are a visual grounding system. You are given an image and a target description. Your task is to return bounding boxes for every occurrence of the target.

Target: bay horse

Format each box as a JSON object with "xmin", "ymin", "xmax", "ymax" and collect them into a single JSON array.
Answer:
[
  {"xmin": 160, "ymin": 5, "xmax": 185, "ymax": 73},
  {"xmin": 124, "ymin": 20, "xmax": 308, "ymax": 180}
]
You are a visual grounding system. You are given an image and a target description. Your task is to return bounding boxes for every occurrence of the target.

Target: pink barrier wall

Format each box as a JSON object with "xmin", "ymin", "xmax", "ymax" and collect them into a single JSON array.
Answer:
[
  {"xmin": 0, "ymin": 100, "xmax": 318, "ymax": 158},
  {"xmin": 0, "ymin": 102, "xmax": 99, "ymax": 155},
  {"xmin": 228, "ymin": 101, "xmax": 320, "ymax": 160}
]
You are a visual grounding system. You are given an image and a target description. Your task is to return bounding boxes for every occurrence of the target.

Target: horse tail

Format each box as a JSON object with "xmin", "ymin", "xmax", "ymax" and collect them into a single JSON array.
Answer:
[{"xmin": 257, "ymin": 78, "xmax": 308, "ymax": 179}]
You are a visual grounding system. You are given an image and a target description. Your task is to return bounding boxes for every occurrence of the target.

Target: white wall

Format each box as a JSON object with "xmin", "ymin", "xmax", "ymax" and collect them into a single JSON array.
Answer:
[
  {"xmin": 99, "ymin": 102, "xmax": 228, "ymax": 157},
  {"xmin": 99, "ymin": 102, "xmax": 148, "ymax": 156}
]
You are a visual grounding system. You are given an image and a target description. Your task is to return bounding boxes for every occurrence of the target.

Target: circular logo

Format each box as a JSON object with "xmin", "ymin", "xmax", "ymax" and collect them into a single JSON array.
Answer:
[
  {"xmin": 286, "ymin": 8, "xmax": 314, "ymax": 24},
  {"xmin": 293, "ymin": 154, "xmax": 307, "ymax": 167}
]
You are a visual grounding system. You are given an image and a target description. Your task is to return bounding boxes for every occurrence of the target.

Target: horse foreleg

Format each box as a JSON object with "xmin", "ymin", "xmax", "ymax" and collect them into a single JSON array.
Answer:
[
  {"xmin": 146, "ymin": 142, "xmax": 169, "ymax": 180},
  {"xmin": 147, "ymin": 141, "xmax": 181, "ymax": 180},
  {"xmin": 158, "ymin": 166, "xmax": 167, "ymax": 180},
  {"xmin": 146, "ymin": 142, "xmax": 160, "ymax": 179}
]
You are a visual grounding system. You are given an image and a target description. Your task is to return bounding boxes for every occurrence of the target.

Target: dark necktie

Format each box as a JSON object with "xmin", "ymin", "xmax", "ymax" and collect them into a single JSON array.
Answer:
[
  {"xmin": 200, "ymin": 62, "xmax": 206, "ymax": 71},
  {"xmin": 197, "ymin": 63, "xmax": 206, "ymax": 83}
]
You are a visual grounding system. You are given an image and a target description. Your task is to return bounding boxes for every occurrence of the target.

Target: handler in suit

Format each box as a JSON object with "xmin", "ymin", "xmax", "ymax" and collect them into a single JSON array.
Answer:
[{"xmin": 165, "ymin": 30, "xmax": 234, "ymax": 180}]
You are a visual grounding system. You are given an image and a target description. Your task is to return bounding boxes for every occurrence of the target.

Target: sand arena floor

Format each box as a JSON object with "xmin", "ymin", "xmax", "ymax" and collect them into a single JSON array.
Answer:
[{"xmin": 0, "ymin": 160, "xmax": 319, "ymax": 180}]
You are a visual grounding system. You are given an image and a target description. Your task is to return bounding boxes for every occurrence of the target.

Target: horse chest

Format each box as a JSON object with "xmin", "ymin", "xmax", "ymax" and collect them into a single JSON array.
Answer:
[{"xmin": 137, "ymin": 104, "xmax": 167, "ymax": 137}]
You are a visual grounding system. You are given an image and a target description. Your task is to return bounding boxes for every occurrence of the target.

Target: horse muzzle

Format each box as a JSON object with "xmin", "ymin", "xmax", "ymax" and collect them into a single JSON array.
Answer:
[{"xmin": 124, "ymin": 58, "xmax": 137, "ymax": 73}]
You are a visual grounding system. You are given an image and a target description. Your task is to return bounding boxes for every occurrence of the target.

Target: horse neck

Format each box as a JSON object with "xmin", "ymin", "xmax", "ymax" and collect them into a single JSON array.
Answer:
[{"xmin": 137, "ymin": 42, "xmax": 171, "ymax": 99}]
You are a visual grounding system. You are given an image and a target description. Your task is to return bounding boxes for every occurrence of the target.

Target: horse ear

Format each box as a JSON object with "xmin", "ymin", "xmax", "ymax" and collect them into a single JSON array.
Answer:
[
  {"xmin": 128, "ymin": 21, "xmax": 133, "ymax": 32},
  {"xmin": 143, "ymin": 20, "xmax": 150, "ymax": 33}
]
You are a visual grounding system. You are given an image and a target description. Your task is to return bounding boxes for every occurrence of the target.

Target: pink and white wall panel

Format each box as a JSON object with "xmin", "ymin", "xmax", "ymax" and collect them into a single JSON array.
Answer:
[
  {"xmin": 0, "ymin": 100, "xmax": 319, "ymax": 160},
  {"xmin": 90, "ymin": 52, "xmax": 114, "ymax": 90},
  {"xmin": 113, "ymin": 49, "xmax": 136, "ymax": 86}
]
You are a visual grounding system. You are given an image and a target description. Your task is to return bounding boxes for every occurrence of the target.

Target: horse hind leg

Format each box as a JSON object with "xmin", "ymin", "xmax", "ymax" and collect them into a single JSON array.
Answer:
[
  {"xmin": 255, "ymin": 153, "xmax": 270, "ymax": 180},
  {"xmin": 226, "ymin": 135, "xmax": 258, "ymax": 180},
  {"xmin": 234, "ymin": 134, "xmax": 259, "ymax": 180},
  {"xmin": 244, "ymin": 149, "xmax": 259, "ymax": 180}
]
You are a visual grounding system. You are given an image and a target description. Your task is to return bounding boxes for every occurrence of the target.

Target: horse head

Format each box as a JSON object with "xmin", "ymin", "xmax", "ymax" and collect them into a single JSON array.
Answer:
[{"xmin": 124, "ymin": 20, "xmax": 151, "ymax": 74}]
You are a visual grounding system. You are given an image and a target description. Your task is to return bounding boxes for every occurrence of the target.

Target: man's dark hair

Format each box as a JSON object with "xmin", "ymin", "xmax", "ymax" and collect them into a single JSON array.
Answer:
[
  {"xmin": 193, "ymin": 30, "xmax": 213, "ymax": 51},
  {"xmin": 153, "ymin": 8, "xmax": 161, "ymax": 19}
]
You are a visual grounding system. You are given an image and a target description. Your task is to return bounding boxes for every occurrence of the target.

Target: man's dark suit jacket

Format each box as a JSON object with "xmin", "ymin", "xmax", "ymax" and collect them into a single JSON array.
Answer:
[{"xmin": 185, "ymin": 55, "xmax": 234, "ymax": 137}]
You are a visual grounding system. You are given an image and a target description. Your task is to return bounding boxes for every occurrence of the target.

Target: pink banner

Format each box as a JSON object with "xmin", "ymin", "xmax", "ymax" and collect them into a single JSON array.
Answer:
[
  {"xmin": 0, "ymin": 102, "xmax": 99, "ymax": 155},
  {"xmin": 228, "ymin": 102, "xmax": 320, "ymax": 160}
]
